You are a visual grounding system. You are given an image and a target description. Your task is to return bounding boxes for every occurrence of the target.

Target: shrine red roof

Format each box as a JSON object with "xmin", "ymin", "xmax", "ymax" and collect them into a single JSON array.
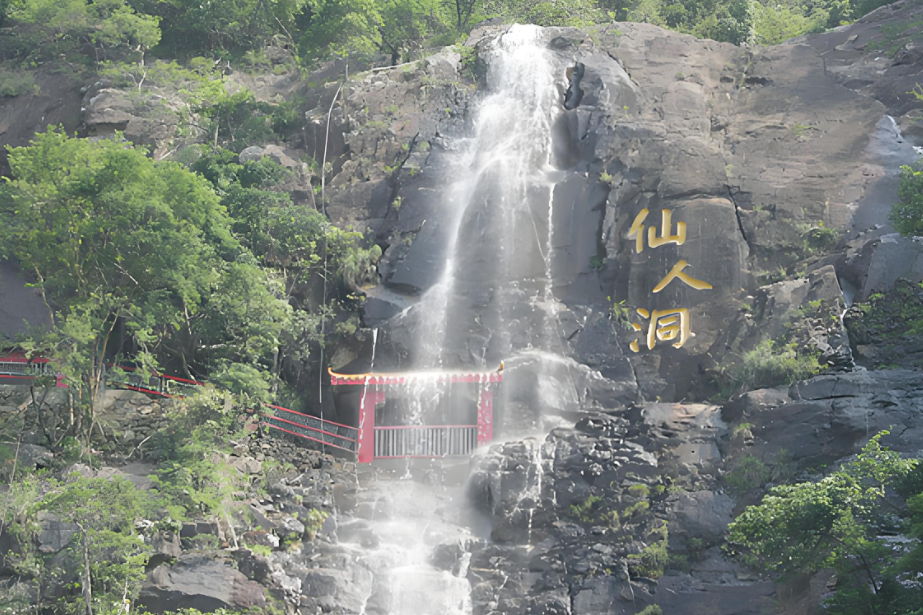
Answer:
[{"xmin": 328, "ymin": 363, "xmax": 503, "ymax": 386}]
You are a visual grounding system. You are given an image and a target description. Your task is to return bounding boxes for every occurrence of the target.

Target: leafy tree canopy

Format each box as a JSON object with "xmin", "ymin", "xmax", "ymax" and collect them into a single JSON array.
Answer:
[
  {"xmin": 891, "ymin": 160, "xmax": 923, "ymax": 238},
  {"xmin": 0, "ymin": 0, "xmax": 910, "ymax": 64},
  {"xmin": 8, "ymin": 0, "xmax": 160, "ymax": 57},
  {"xmin": 727, "ymin": 432, "xmax": 923, "ymax": 615},
  {"xmin": 0, "ymin": 128, "xmax": 290, "ymax": 417}
]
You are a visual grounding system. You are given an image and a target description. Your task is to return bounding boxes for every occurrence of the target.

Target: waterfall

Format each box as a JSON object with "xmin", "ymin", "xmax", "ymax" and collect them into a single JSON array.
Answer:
[
  {"xmin": 411, "ymin": 24, "xmax": 562, "ymax": 370},
  {"xmin": 887, "ymin": 114, "xmax": 923, "ymax": 158},
  {"xmin": 346, "ymin": 26, "xmax": 569, "ymax": 615}
]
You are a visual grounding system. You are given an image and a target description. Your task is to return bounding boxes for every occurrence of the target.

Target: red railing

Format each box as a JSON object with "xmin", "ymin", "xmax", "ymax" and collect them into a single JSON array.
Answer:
[
  {"xmin": 261, "ymin": 405, "xmax": 358, "ymax": 453},
  {"xmin": 2, "ymin": 354, "xmax": 499, "ymax": 461},
  {"xmin": 0, "ymin": 354, "xmax": 65, "ymax": 387},
  {"xmin": 104, "ymin": 365, "xmax": 206, "ymax": 398},
  {"xmin": 329, "ymin": 364, "xmax": 503, "ymax": 386},
  {"xmin": 1, "ymin": 353, "xmax": 358, "ymax": 453}
]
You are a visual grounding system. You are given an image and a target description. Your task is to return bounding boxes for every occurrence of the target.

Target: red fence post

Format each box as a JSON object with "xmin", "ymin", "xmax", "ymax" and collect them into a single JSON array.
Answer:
[
  {"xmin": 477, "ymin": 388, "xmax": 493, "ymax": 446},
  {"xmin": 357, "ymin": 386, "xmax": 384, "ymax": 463}
]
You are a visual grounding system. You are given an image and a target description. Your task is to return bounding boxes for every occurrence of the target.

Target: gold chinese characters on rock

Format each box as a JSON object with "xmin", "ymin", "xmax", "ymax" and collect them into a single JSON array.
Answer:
[{"xmin": 627, "ymin": 208, "xmax": 712, "ymax": 353}]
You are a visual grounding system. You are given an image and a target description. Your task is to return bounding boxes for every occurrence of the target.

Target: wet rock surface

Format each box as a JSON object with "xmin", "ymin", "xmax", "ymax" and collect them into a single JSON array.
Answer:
[
  {"xmin": 459, "ymin": 364, "xmax": 923, "ymax": 615},
  {"xmin": 340, "ymin": 11, "xmax": 922, "ymax": 405}
]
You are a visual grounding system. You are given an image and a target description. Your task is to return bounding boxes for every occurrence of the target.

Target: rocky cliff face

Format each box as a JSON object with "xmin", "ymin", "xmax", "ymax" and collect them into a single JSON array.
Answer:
[
  {"xmin": 301, "ymin": 2, "xmax": 923, "ymax": 615},
  {"xmin": 2, "ymin": 1, "xmax": 923, "ymax": 614},
  {"xmin": 324, "ymin": 2, "xmax": 921, "ymax": 405}
]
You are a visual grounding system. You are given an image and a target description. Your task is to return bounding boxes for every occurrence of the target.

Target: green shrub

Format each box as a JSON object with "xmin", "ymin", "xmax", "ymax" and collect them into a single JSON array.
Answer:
[
  {"xmin": 726, "ymin": 455, "xmax": 771, "ymax": 495},
  {"xmin": 727, "ymin": 339, "xmax": 821, "ymax": 394},
  {"xmin": 628, "ymin": 522, "xmax": 669, "ymax": 578},
  {"xmin": 637, "ymin": 606, "xmax": 663, "ymax": 615},
  {"xmin": 569, "ymin": 495, "xmax": 621, "ymax": 528},
  {"xmin": 245, "ymin": 542, "xmax": 273, "ymax": 557},
  {"xmin": 731, "ymin": 422, "xmax": 754, "ymax": 436},
  {"xmin": 624, "ymin": 500, "xmax": 650, "ymax": 518},
  {"xmin": 608, "ymin": 296, "xmax": 633, "ymax": 331},
  {"xmin": 190, "ymin": 534, "xmax": 220, "ymax": 550},
  {"xmin": 891, "ymin": 162, "xmax": 923, "ymax": 238},
  {"xmin": 0, "ymin": 69, "xmax": 37, "ymax": 97},
  {"xmin": 303, "ymin": 509, "xmax": 328, "ymax": 540},
  {"xmin": 570, "ymin": 494, "xmax": 602, "ymax": 522},
  {"xmin": 802, "ymin": 223, "xmax": 839, "ymax": 253},
  {"xmin": 36, "ymin": 475, "xmax": 155, "ymax": 614},
  {"xmin": 726, "ymin": 432, "xmax": 923, "ymax": 614}
]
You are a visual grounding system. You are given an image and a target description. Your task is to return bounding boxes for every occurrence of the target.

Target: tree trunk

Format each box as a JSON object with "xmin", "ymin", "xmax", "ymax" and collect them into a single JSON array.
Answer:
[
  {"xmin": 80, "ymin": 526, "xmax": 93, "ymax": 615},
  {"xmin": 30, "ymin": 386, "xmax": 49, "ymax": 444}
]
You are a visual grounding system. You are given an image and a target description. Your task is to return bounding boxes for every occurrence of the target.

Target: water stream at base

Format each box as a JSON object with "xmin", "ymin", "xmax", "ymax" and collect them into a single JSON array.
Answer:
[
  {"xmin": 343, "ymin": 25, "xmax": 567, "ymax": 615},
  {"xmin": 348, "ymin": 469, "xmax": 475, "ymax": 615}
]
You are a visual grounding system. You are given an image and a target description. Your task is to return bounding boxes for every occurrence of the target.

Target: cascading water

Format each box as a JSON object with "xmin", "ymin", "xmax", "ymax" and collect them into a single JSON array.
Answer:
[
  {"xmin": 344, "ymin": 25, "xmax": 570, "ymax": 615},
  {"xmin": 348, "ymin": 476, "xmax": 474, "ymax": 615},
  {"xmin": 408, "ymin": 24, "xmax": 564, "ymax": 371}
]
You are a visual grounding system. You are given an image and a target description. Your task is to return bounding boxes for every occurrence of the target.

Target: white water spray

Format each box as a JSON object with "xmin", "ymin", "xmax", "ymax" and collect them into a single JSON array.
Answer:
[
  {"xmin": 347, "ymin": 26, "xmax": 569, "ymax": 615},
  {"xmin": 408, "ymin": 25, "xmax": 562, "ymax": 368}
]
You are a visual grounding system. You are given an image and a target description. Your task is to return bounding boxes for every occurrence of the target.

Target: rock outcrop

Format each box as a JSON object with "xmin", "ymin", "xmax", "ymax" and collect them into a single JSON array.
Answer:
[
  {"xmin": 139, "ymin": 555, "xmax": 268, "ymax": 612},
  {"xmin": 456, "ymin": 364, "xmax": 923, "ymax": 615},
  {"xmin": 322, "ymin": 10, "xmax": 921, "ymax": 403}
]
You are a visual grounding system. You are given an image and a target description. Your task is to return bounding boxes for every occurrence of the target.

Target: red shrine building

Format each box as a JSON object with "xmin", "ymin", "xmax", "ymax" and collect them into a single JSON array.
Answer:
[{"xmin": 328, "ymin": 364, "xmax": 503, "ymax": 463}]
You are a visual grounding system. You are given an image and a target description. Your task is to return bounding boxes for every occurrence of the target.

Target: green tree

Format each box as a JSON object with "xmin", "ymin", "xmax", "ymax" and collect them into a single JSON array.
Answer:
[
  {"xmin": 298, "ymin": 0, "xmax": 453, "ymax": 66},
  {"xmin": 0, "ymin": 0, "xmax": 16, "ymax": 27},
  {"xmin": 597, "ymin": 0, "xmax": 642, "ymax": 21},
  {"xmin": 692, "ymin": 0, "xmax": 751, "ymax": 44},
  {"xmin": 198, "ymin": 89, "xmax": 276, "ymax": 152},
  {"xmin": 891, "ymin": 162, "xmax": 923, "ymax": 238},
  {"xmin": 9, "ymin": 0, "xmax": 160, "ymax": 61},
  {"xmin": 128, "ymin": 0, "xmax": 308, "ymax": 52},
  {"xmin": 850, "ymin": 0, "xmax": 893, "ymax": 18},
  {"xmin": 484, "ymin": 0, "xmax": 604, "ymax": 27},
  {"xmin": 41, "ymin": 476, "xmax": 153, "ymax": 615},
  {"xmin": 727, "ymin": 432, "xmax": 923, "ymax": 615},
  {"xmin": 752, "ymin": 1, "xmax": 814, "ymax": 44},
  {"xmin": 626, "ymin": 0, "xmax": 665, "ymax": 24},
  {"xmin": 194, "ymin": 259, "xmax": 291, "ymax": 400},
  {"xmin": 189, "ymin": 146, "xmax": 375, "ymax": 394},
  {"xmin": 0, "ymin": 129, "xmax": 290, "ymax": 438},
  {"xmin": 444, "ymin": 0, "xmax": 483, "ymax": 32}
]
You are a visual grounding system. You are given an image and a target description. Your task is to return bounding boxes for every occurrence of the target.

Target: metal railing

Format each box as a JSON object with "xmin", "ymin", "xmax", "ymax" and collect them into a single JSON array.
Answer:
[
  {"xmin": 261, "ymin": 405, "xmax": 358, "ymax": 453},
  {"xmin": 0, "ymin": 359, "xmax": 55, "ymax": 381},
  {"xmin": 3, "ymin": 354, "xmax": 493, "ymax": 462},
  {"xmin": 373, "ymin": 425, "xmax": 479, "ymax": 459},
  {"xmin": 2, "ymin": 353, "xmax": 357, "ymax": 455},
  {"xmin": 104, "ymin": 365, "xmax": 205, "ymax": 398}
]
